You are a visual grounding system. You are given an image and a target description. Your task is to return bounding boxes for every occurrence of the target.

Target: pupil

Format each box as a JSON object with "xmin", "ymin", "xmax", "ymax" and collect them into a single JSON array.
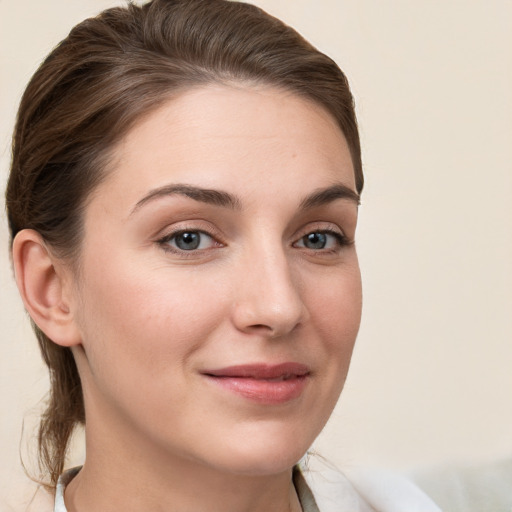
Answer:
[
  {"xmin": 305, "ymin": 232, "xmax": 326, "ymax": 249},
  {"xmin": 176, "ymin": 232, "xmax": 200, "ymax": 250}
]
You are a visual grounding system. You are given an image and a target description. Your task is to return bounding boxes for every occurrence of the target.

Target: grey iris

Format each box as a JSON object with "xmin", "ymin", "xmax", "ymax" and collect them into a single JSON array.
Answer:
[
  {"xmin": 304, "ymin": 232, "xmax": 326, "ymax": 249},
  {"xmin": 175, "ymin": 232, "xmax": 201, "ymax": 250}
]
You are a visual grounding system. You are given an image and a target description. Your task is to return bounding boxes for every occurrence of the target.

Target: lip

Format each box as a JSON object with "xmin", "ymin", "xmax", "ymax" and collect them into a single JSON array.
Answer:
[{"xmin": 201, "ymin": 363, "xmax": 310, "ymax": 405}]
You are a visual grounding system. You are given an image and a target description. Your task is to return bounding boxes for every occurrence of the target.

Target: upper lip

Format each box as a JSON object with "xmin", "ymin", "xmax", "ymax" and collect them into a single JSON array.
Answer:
[{"xmin": 202, "ymin": 362, "xmax": 310, "ymax": 379}]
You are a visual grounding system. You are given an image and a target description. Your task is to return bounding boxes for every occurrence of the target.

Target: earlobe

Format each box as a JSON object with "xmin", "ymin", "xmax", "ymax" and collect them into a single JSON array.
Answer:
[{"xmin": 12, "ymin": 229, "xmax": 81, "ymax": 347}]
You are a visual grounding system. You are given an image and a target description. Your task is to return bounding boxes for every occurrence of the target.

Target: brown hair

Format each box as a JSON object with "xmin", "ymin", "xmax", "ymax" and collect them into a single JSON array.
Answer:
[{"xmin": 6, "ymin": 0, "xmax": 363, "ymax": 489}]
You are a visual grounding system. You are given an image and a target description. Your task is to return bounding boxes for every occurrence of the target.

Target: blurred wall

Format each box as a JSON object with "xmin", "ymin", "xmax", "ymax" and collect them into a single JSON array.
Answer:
[{"xmin": 1, "ymin": 0, "xmax": 511, "ymax": 505}]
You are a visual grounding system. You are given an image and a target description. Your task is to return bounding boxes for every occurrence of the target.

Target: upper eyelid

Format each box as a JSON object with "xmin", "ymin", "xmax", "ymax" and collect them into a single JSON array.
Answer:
[
  {"xmin": 156, "ymin": 221, "xmax": 223, "ymax": 241},
  {"xmin": 160, "ymin": 226, "xmax": 213, "ymax": 237},
  {"xmin": 293, "ymin": 221, "xmax": 346, "ymax": 238}
]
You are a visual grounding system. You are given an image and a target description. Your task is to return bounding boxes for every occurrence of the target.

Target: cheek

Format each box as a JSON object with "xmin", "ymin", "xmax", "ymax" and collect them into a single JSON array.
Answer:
[
  {"xmin": 291, "ymin": 263, "xmax": 362, "ymax": 442},
  {"xmin": 74, "ymin": 258, "xmax": 233, "ymax": 439},
  {"xmin": 301, "ymin": 259, "xmax": 362, "ymax": 416},
  {"xmin": 305, "ymin": 263, "xmax": 362, "ymax": 351},
  {"xmin": 75, "ymin": 253, "xmax": 228, "ymax": 382}
]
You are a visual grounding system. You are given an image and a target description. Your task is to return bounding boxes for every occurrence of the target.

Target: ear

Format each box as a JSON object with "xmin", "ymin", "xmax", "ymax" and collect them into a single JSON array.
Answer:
[{"xmin": 12, "ymin": 229, "xmax": 81, "ymax": 347}]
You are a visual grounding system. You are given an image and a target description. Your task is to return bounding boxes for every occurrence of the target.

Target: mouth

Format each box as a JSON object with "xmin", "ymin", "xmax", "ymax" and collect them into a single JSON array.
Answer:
[{"xmin": 201, "ymin": 363, "xmax": 310, "ymax": 404}]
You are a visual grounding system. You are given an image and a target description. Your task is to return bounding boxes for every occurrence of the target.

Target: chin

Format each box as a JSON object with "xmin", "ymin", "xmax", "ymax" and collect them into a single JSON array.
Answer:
[
  {"xmin": 216, "ymin": 451, "xmax": 307, "ymax": 477},
  {"xmin": 202, "ymin": 425, "xmax": 315, "ymax": 477}
]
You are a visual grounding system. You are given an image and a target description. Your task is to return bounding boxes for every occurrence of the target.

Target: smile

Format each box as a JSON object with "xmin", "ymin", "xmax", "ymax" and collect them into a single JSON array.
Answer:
[{"xmin": 202, "ymin": 363, "xmax": 310, "ymax": 404}]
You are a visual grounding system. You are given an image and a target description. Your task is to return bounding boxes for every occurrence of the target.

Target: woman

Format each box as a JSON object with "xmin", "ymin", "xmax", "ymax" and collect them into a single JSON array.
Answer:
[{"xmin": 6, "ymin": 1, "xmax": 440, "ymax": 510}]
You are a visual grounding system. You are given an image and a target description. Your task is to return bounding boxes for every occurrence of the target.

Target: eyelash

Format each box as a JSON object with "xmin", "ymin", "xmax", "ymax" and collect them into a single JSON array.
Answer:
[{"xmin": 156, "ymin": 226, "xmax": 352, "ymax": 257}]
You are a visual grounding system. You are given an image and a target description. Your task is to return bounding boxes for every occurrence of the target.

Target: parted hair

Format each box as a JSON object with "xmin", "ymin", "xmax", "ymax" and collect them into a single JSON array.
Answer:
[{"xmin": 6, "ymin": 0, "xmax": 363, "ymax": 489}]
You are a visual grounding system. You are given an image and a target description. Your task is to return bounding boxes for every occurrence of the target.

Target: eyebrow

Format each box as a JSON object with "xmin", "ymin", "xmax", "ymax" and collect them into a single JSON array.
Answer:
[
  {"xmin": 299, "ymin": 184, "xmax": 360, "ymax": 209},
  {"xmin": 131, "ymin": 184, "xmax": 242, "ymax": 214},
  {"xmin": 130, "ymin": 182, "xmax": 360, "ymax": 215}
]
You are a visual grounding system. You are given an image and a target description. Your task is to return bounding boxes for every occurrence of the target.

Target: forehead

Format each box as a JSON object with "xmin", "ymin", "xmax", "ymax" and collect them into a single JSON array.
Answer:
[{"xmin": 97, "ymin": 83, "xmax": 355, "ymax": 211}]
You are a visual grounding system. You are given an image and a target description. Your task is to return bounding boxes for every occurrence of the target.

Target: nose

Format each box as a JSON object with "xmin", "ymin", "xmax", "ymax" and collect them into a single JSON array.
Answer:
[{"xmin": 231, "ymin": 246, "xmax": 307, "ymax": 338}]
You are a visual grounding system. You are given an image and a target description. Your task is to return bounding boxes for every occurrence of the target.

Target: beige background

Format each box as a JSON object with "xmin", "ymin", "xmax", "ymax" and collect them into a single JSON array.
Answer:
[{"xmin": 1, "ymin": 0, "xmax": 511, "ymax": 505}]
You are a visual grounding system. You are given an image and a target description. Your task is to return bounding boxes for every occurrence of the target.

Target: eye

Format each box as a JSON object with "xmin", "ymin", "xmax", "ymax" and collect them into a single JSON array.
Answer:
[
  {"xmin": 159, "ymin": 230, "xmax": 217, "ymax": 252},
  {"xmin": 294, "ymin": 230, "xmax": 347, "ymax": 251}
]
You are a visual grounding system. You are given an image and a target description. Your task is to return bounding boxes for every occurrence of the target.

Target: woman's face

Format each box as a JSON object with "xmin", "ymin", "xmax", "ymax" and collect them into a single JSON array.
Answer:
[{"xmin": 69, "ymin": 84, "xmax": 362, "ymax": 475}]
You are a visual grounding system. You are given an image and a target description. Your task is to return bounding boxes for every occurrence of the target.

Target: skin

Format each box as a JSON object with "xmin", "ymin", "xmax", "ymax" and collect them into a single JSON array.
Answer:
[{"xmin": 15, "ymin": 84, "xmax": 362, "ymax": 512}]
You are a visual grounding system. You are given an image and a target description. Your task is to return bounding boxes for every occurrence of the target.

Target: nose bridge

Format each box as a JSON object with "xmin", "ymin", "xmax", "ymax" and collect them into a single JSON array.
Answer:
[{"xmin": 232, "ymin": 233, "xmax": 306, "ymax": 336}]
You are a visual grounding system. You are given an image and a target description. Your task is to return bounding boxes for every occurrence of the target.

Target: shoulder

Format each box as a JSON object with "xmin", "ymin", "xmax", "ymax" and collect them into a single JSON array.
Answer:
[
  {"xmin": 411, "ymin": 457, "xmax": 512, "ymax": 512},
  {"xmin": 302, "ymin": 465, "xmax": 442, "ymax": 512}
]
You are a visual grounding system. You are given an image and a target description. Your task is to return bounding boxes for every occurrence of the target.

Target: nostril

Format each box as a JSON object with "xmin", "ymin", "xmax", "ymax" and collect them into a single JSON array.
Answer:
[
  {"xmin": 247, "ymin": 324, "xmax": 274, "ymax": 334},
  {"xmin": 246, "ymin": 322, "xmax": 300, "ymax": 339}
]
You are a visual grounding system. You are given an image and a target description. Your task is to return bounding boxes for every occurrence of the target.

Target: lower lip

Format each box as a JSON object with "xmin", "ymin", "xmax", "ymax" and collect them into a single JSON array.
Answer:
[{"xmin": 204, "ymin": 375, "xmax": 309, "ymax": 404}]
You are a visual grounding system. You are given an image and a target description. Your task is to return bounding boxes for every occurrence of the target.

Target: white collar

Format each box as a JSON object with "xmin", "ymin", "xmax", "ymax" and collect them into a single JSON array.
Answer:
[{"xmin": 54, "ymin": 467, "xmax": 80, "ymax": 512}]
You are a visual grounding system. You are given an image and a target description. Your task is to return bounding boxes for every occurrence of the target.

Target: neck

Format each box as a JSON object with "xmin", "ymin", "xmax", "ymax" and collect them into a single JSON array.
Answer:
[
  {"xmin": 64, "ymin": 415, "xmax": 302, "ymax": 512},
  {"xmin": 65, "ymin": 461, "xmax": 301, "ymax": 512}
]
